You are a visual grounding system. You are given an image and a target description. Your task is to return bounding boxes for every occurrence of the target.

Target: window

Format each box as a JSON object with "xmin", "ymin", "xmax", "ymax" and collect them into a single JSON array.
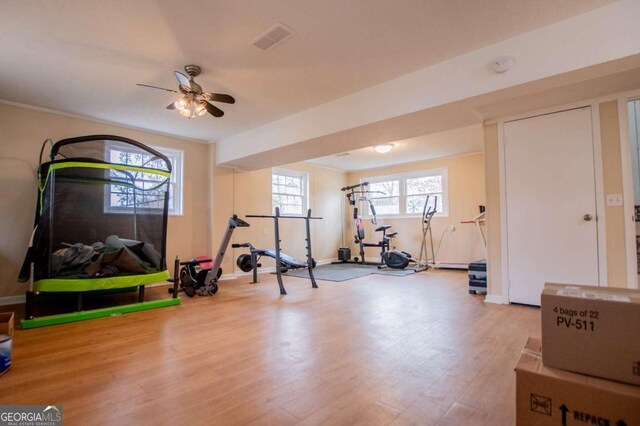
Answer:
[
  {"xmin": 105, "ymin": 144, "xmax": 183, "ymax": 216},
  {"xmin": 363, "ymin": 168, "xmax": 448, "ymax": 217},
  {"xmin": 272, "ymin": 168, "xmax": 308, "ymax": 215},
  {"xmin": 368, "ymin": 180, "xmax": 400, "ymax": 215}
]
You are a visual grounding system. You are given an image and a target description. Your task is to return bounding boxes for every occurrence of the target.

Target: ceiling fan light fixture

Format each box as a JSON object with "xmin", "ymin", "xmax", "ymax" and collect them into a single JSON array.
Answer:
[
  {"xmin": 374, "ymin": 144, "xmax": 393, "ymax": 154},
  {"xmin": 138, "ymin": 64, "xmax": 234, "ymax": 119},
  {"xmin": 174, "ymin": 98, "xmax": 188, "ymax": 111},
  {"xmin": 195, "ymin": 101, "xmax": 207, "ymax": 116}
]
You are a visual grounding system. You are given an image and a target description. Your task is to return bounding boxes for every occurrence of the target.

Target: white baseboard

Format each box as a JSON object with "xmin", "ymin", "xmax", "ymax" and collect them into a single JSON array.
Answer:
[
  {"xmin": 432, "ymin": 261, "xmax": 469, "ymax": 270},
  {"xmin": 0, "ymin": 295, "xmax": 26, "ymax": 306},
  {"xmin": 484, "ymin": 294, "xmax": 504, "ymax": 304}
]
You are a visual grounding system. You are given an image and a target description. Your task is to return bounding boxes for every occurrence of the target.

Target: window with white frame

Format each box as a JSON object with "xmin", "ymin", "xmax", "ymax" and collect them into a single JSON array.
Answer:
[
  {"xmin": 363, "ymin": 168, "xmax": 448, "ymax": 217},
  {"xmin": 105, "ymin": 144, "xmax": 183, "ymax": 216},
  {"xmin": 272, "ymin": 168, "xmax": 308, "ymax": 216}
]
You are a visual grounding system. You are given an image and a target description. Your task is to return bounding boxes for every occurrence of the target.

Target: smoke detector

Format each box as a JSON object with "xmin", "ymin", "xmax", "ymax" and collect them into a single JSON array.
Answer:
[
  {"xmin": 492, "ymin": 56, "xmax": 514, "ymax": 73},
  {"xmin": 253, "ymin": 23, "xmax": 296, "ymax": 51}
]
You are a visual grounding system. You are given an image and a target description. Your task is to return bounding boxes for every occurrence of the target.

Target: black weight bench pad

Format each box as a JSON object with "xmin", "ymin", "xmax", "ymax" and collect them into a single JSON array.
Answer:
[{"xmin": 254, "ymin": 249, "xmax": 308, "ymax": 269}]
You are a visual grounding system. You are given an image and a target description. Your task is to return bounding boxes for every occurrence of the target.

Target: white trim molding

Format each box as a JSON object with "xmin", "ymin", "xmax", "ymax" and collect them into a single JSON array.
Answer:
[
  {"xmin": 617, "ymin": 91, "xmax": 640, "ymax": 289},
  {"xmin": 484, "ymin": 295, "xmax": 504, "ymax": 305}
]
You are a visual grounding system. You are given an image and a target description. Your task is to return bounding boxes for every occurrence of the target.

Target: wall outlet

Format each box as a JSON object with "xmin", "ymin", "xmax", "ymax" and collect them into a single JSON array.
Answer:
[
  {"xmin": 448, "ymin": 225, "xmax": 456, "ymax": 232},
  {"xmin": 606, "ymin": 194, "xmax": 623, "ymax": 207}
]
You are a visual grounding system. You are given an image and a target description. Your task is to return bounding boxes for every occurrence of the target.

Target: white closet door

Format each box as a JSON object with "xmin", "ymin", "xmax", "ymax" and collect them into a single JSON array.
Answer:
[{"xmin": 504, "ymin": 107, "xmax": 599, "ymax": 306}]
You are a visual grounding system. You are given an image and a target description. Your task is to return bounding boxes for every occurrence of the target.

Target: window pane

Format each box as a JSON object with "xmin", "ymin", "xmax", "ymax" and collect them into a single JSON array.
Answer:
[
  {"xmin": 281, "ymin": 204, "xmax": 302, "ymax": 215},
  {"xmin": 107, "ymin": 147, "xmax": 176, "ymax": 213},
  {"xmin": 272, "ymin": 171, "xmax": 306, "ymax": 215},
  {"xmin": 406, "ymin": 176, "xmax": 442, "ymax": 195},
  {"xmin": 370, "ymin": 197, "xmax": 400, "ymax": 215},
  {"xmin": 406, "ymin": 195, "xmax": 425, "ymax": 214},
  {"xmin": 284, "ymin": 177, "xmax": 301, "ymax": 195},
  {"xmin": 369, "ymin": 181, "xmax": 399, "ymax": 197},
  {"xmin": 405, "ymin": 193, "xmax": 441, "ymax": 214}
]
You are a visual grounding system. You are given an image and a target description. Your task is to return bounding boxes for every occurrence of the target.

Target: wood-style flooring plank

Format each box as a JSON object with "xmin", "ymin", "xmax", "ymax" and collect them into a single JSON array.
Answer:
[{"xmin": 0, "ymin": 269, "xmax": 540, "ymax": 425}]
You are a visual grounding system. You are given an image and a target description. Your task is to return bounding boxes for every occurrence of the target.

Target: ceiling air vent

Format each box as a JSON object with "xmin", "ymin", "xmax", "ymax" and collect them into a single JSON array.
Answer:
[
  {"xmin": 336, "ymin": 152, "xmax": 351, "ymax": 157},
  {"xmin": 252, "ymin": 22, "xmax": 295, "ymax": 51}
]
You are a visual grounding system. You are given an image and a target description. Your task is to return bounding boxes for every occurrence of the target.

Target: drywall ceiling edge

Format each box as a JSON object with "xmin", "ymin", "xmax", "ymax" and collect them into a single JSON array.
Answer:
[{"xmin": 217, "ymin": 0, "xmax": 640, "ymax": 165}]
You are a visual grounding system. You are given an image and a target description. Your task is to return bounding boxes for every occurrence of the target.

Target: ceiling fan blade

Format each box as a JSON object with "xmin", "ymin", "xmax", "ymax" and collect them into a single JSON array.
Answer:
[
  {"xmin": 174, "ymin": 71, "xmax": 191, "ymax": 90},
  {"xmin": 136, "ymin": 83, "xmax": 178, "ymax": 93},
  {"xmin": 166, "ymin": 102, "xmax": 177, "ymax": 110},
  {"xmin": 204, "ymin": 101, "xmax": 224, "ymax": 117},
  {"xmin": 203, "ymin": 93, "xmax": 235, "ymax": 104}
]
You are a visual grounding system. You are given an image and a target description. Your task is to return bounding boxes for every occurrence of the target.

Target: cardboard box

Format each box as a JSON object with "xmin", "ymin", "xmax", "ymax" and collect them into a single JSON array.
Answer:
[
  {"xmin": 0, "ymin": 312, "xmax": 13, "ymax": 376},
  {"xmin": 541, "ymin": 283, "xmax": 640, "ymax": 386},
  {"xmin": 515, "ymin": 337, "xmax": 640, "ymax": 426}
]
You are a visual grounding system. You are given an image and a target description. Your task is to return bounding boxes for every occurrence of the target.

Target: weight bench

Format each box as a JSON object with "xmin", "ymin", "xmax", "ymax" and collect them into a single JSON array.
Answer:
[{"xmin": 234, "ymin": 208, "xmax": 321, "ymax": 295}]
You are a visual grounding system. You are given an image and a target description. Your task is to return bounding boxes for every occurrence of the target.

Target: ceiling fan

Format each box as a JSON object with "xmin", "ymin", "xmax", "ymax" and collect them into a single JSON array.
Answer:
[{"xmin": 137, "ymin": 65, "xmax": 235, "ymax": 118}]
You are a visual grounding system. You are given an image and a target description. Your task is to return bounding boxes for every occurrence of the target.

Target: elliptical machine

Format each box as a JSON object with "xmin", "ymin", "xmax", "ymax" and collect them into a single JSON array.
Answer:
[{"xmin": 380, "ymin": 195, "xmax": 437, "ymax": 271}]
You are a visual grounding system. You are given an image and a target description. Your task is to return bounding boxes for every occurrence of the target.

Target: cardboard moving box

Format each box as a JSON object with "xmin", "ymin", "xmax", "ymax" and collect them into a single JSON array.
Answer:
[
  {"xmin": 515, "ymin": 337, "xmax": 640, "ymax": 426},
  {"xmin": 0, "ymin": 312, "xmax": 13, "ymax": 376},
  {"xmin": 541, "ymin": 283, "xmax": 640, "ymax": 386}
]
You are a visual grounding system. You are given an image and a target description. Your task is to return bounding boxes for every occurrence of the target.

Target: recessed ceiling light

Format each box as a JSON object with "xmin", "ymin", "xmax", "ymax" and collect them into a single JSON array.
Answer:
[{"xmin": 374, "ymin": 144, "xmax": 393, "ymax": 154}]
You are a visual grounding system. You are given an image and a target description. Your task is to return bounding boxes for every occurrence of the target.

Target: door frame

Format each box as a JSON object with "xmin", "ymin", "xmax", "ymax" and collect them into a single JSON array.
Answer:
[
  {"xmin": 497, "ymin": 102, "xmax": 608, "ymax": 303},
  {"xmin": 618, "ymin": 90, "xmax": 640, "ymax": 290}
]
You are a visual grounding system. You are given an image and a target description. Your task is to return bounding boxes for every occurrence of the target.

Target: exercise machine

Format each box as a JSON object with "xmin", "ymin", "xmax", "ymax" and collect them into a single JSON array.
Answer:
[
  {"xmin": 417, "ymin": 194, "xmax": 437, "ymax": 269},
  {"xmin": 233, "ymin": 208, "xmax": 321, "ymax": 295},
  {"xmin": 172, "ymin": 215, "xmax": 249, "ymax": 296},
  {"xmin": 337, "ymin": 182, "xmax": 396, "ymax": 265},
  {"xmin": 462, "ymin": 206, "xmax": 487, "ymax": 294},
  {"xmin": 380, "ymin": 195, "xmax": 437, "ymax": 271}
]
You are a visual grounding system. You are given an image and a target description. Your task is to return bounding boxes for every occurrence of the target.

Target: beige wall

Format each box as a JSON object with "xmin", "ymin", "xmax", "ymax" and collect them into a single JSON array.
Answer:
[
  {"xmin": 345, "ymin": 153, "xmax": 486, "ymax": 265},
  {"xmin": 220, "ymin": 162, "xmax": 346, "ymax": 273},
  {"xmin": 600, "ymin": 101, "xmax": 627, "ymax": 288},
  {"xmin": 483, "ymin": 100, "xmax": 630, "ymax": 300},
  {"xmin": 0, "ymin": 104, "xmax": 211, "ymax": 298},
  {"xmin": 483, "ymin": 124, "xmax": 502, "ymax": 296},
  {"xmin": 0, "ymin": 101, "xmax": 346, "ymax": 300}
]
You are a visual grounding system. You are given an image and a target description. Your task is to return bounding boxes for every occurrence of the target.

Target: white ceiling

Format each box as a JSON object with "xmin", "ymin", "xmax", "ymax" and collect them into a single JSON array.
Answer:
[
  {"xmin": 0, "ymin": 0, "xmax": 616, "ymax": 143},
  {"xmin": 303, "ymin": 60, "xmax": 640, "ymax": 172},
  {"xmin": 305, "ymin": 125, "xmax": 483, "ymax": 172}
]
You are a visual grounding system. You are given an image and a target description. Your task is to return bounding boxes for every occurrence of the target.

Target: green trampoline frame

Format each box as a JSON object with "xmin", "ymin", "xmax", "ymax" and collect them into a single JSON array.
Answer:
[{"xmin": 21, "ymin": 135, "xmax": 180, "ymax": 329}]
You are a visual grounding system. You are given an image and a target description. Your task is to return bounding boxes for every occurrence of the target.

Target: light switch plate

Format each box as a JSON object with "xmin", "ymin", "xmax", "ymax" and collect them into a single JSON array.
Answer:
[{"xmin": 606, "ymin": 194, "xmax": 623, "ymax": 207}]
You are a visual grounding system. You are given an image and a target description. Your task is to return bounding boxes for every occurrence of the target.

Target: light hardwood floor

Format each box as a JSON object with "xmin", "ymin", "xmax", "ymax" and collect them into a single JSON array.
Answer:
[{"xmin": 0, "ymin": 269, "xmax": 540, "ymax": 425}]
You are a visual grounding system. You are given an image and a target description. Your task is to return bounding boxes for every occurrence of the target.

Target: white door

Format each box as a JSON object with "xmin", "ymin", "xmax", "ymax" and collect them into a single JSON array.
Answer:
[{"xmin": 504, "ymin": 107, "xmax": 600, "ymax": 306}]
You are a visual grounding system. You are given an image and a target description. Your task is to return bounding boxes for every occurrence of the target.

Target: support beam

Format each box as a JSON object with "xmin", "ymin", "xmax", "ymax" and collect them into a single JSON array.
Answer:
[{"xmin": 217, "ymin": 0, "xmax": 640, "ymax": 170}]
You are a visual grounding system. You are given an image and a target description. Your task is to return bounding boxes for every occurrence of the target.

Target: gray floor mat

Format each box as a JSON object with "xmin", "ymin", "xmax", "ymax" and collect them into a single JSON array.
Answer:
[
  {"xmin": 373, "ymin": 268, "xmax": 416, "ymax": 277},
  {"xmin": 283, "ymin": 263, "xmax": 415, "ymax": 282}
]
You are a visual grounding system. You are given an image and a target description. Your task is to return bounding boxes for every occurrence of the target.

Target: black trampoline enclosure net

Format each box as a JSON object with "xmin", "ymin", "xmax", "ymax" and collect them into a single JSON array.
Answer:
[{"xmin": 20, "ymin": 135, "xmax": 172, "ymax": 283}]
